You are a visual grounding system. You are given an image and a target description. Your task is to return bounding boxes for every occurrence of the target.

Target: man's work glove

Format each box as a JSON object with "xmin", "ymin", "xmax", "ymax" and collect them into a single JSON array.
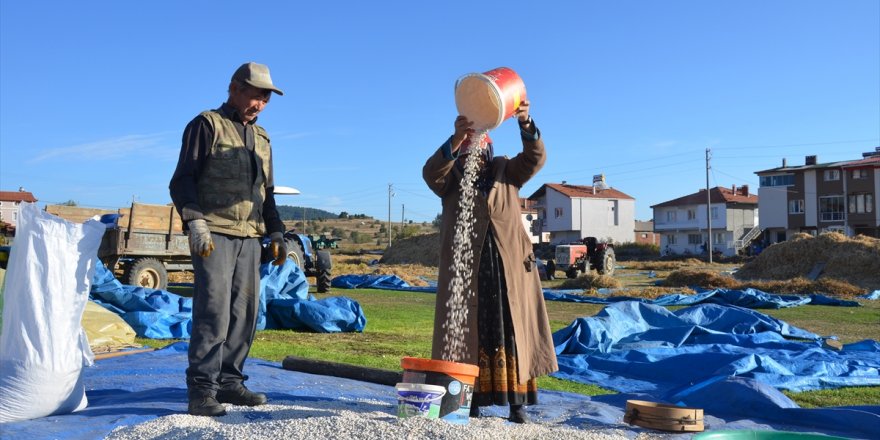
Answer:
[
  {"xmin": 187, "ymin": 219, "xmax": 214, "ymax": 258},
  {"xmin": 269, "ymin": 232, "xmax": 288, "ymax": 266}
]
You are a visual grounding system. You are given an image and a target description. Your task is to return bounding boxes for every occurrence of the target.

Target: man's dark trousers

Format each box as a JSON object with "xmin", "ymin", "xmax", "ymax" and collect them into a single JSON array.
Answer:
[{"xmin": 187, "ymin": 233, "xmax": 261, "ymax": 396}]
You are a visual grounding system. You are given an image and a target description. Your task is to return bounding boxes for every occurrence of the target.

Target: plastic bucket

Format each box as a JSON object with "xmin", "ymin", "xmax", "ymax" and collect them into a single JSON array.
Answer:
[
  {"xmin": 401, "ymin": 357, "xmax": 479, "ymax": 425},
  {"xmin": 395, "ymin": 383, "xmax": 446, "ymax": 419},
  {"xmin": 455, "ymin": 67, "xmax": 526, "ymax": 131}
]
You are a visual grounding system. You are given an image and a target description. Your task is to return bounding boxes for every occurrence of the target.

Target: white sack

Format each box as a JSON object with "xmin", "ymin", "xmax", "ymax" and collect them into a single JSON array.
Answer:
[{"xmin": 0, "ymin": 202, "xmax": 105, "ymax": 422}]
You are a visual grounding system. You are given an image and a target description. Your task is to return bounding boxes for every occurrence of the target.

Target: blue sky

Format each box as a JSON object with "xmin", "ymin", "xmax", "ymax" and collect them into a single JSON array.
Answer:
[{"xmin": 1, "ymin": 1, "xmax": 878, "ymax": 223}]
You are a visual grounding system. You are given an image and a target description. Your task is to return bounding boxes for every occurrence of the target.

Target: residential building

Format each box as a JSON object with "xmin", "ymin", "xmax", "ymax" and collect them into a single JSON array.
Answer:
[
  {"xmin": 527, "ymin": 182, "xmax": 636, "ymax": 245},
  {"xmin": 634, "ymin": 220, "xmax": 659, "ymax": 246},
  {"xmin": 0, "ymin": 188, "xmax": 38, "ymax": 227},
  {"xmin": 518, "ymin": 197, "xmax": 543, "ymax": 244},
  {"xmin": 652, "ymin": 185, "xmax": 758, "ymax": 257},
  {"xmin": 755, "ymin": 149, "xmax": 880, "ymax": 242}
]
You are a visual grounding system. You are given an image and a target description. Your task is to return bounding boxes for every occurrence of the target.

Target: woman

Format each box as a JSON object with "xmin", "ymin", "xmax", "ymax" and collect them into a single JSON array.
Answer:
[{"xmin": 422, "ymin": 100, "xmax": 558, "ymax": 423}]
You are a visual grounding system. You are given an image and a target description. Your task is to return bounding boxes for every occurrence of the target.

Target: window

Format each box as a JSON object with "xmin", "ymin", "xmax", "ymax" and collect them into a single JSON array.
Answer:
[
  {"xmin": 852, "ymin": 169, "xmax": 869, "ymax": 179},
  {"xmin": 554, "ymin": 207, "xmax": 563, "ymax": 218},
  {"xmin": 641, "ymin": 233, "xmax": 648, "ymax": 239},
  {"xmin": 819, "ymin": 196, "xmax": 844, "ymax": 221},
  {"xmin": 714, "ymin": 232, "xmax": 725, "ymax": 244},
  {"xmin": 759, "ymin": 174, "xmax": 794, "ymax": 187},
  {"xmin": 666, "ymin": 211, "xmax": 677, "ymax": 222},
  {"xmin": 711, "ymin": 207, "xmax": 719, "ymax": 219},
  {"xmin": 788, "ymin": 199, "xmax": 804, "ymax": 214},
  {"xmin": 687, "ymin": 209, "xmax": 696, "ymax": 220},
  {"xmin": 823, "ymin": 169, "xmax": 840, "ymax": 181},
  {"xmin": 666, "ymin": 234, "xmax": 677, "ymax": 245},
  {"xmin": 848, "ymin": 193, "xmax": 874, "ymax": 214},
  {"xmin": 688, "ymin": 234, "xmax": 703, "ymax": 245}
]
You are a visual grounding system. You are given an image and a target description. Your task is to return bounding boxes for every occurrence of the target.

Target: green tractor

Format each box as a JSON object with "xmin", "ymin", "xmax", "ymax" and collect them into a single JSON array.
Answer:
[
  {"xmin": 280, "ymin": 232, "xmax": 335, "ymax": 293},
  {"xmin": 268, "ymin": 186, "xmax": 337, "ymax": 293}
]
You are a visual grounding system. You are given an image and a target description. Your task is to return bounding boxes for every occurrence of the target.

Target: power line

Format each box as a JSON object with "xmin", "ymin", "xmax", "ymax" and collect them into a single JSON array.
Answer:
[{"xmin": 712, "ymin": 138, "xmax": 878, "ymax": 151}]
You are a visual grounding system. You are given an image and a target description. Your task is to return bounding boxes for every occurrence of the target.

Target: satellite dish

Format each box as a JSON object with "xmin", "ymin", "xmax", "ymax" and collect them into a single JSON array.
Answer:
[{"xmin": 274, "ymin": 186, "xmax": 301, "ymax": 195}]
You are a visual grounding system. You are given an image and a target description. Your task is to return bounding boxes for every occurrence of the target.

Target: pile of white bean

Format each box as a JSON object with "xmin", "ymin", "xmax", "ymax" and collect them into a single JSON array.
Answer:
[{"xmin": 106, "ymin": 400, "xmax": 645, "ymax": 440}]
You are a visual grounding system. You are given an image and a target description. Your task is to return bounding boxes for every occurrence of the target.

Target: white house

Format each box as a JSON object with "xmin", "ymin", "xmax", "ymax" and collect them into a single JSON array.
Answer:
[
  {"xmin": 651, "ymin": 185, "xmax": 759, "ymax": 257},
  {"xmin": 518, "ymin": 197, "xmax": 543, "ymax": 244},
  {"xmin": 528, "ymin": 182, "xmax": 636, "ymax": 245},
  {"xmin": 0, "ymin": 188, "xmax": 37, "ymax": 228}
]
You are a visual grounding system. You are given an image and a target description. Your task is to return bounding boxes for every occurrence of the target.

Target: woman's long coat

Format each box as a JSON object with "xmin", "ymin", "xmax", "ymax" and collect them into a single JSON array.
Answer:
[{"xmin": 423, "ymin": 131, "xmax": 558, "ymax": 383}]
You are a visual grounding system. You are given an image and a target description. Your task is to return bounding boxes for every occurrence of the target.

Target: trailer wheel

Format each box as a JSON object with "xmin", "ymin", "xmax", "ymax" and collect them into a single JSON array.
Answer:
[
  {"xmin": 315, "ymin": 250, "xmax": 332, "ymax": 293},
  {"xmin": 596, "ymin": 247, "xmax": 616, "ymax": 276},
  {"xmin": 125, "ymin": 257, "xmax": 167, "ymax": 290},
  {"xmin": 566, "ymin": 267, "xmax": 579, "ymax": 279}
]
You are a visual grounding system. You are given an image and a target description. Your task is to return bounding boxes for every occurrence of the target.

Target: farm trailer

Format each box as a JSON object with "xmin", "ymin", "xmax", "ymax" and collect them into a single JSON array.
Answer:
[{"xmin": 47, "ymin": 202, "xmax": 189, "ymax": 289}]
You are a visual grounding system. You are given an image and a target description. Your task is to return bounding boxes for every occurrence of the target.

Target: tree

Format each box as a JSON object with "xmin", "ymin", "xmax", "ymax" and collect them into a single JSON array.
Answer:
[
  {"xmin": 431, "ymin": 213, "xmax": 442, "ymax": 230},
  {"xmin": 338, "ymin": 211, "xmax": 349, "ymax": 219},
  {"xmin": 60, "ymin": 200, "xmax": 78, "ymax": 206}
]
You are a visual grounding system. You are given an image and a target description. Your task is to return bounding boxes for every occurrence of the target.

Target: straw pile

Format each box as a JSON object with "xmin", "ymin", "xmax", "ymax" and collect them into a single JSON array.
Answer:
[
  {"xmin": 661, "ymin": 268, "xmax": 741, "ymax": 289},
  {"xmin": 379, "ymin": 233, "xmax": 440, "ymax": 266},
  {"xmin": 559, "ymin": 273, "xmax": 622, "ymax": 290},
  {"xmin": 735, "ymin": 232, "xmax": 880, "ymax": 292}
]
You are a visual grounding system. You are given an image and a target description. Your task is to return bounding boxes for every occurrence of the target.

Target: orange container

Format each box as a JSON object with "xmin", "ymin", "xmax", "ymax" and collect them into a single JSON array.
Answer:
[
  {"xmin": 400, "ymin": 357, "xmax": 479, "ymax": 424},
  {"xmin": 455, "ymin": 67, "xmax": 526, "ymax": 131}
]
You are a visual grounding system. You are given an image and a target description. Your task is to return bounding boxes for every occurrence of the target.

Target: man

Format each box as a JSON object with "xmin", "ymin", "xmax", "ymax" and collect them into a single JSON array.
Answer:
[{"xmin": 169, "ymin": 62, "xmax": 288, "ymax": 417}]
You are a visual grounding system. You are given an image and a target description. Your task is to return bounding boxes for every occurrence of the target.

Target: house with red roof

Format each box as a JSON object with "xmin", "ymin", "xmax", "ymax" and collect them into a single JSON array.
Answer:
[
  {"xmin": 527, "ymin": 181, "xmax": 636, "ymax": 245},
  {"xmin": 755, "ymin": 148, "xmax": 880, "ymax": 242},
  {"xmin": 651, "ymin": 185, "xmax": 758, "ymax": 257},
  {"xmin": 518, "ymin": 197, "xmax": 542, "ymax": 243},
  {"xmin": 0, "ymin": 188, "xmax": 38, "ymax": 229}
]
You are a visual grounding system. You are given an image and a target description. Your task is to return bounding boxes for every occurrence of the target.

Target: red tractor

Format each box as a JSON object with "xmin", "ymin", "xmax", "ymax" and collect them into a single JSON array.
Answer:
[{"xmin": 552, "ymin": 237, "xmax": 616, "ymax": 279}]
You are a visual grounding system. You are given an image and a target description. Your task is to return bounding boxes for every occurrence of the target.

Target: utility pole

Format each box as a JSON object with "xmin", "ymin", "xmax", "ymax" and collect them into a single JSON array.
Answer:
[
  {"xmin": 387, "ymin": 184, "xmax": 394, "ymax": 247},
  {"xmin": 401, "ymin": 204, "xmax": 405, "ymax": 228},
  {"xmin": 706, "ymin": 148, "xmax": 713, "ymax": 264},
  {"xmin": 302, "ymin": 206, "xmax": 307, "ymax": 234}
]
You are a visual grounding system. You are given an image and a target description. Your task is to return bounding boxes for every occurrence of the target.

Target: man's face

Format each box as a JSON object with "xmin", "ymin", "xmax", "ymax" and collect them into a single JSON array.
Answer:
[{"xmin": 228, "ymin": 82, "xmax": 271, "ymax": 123}]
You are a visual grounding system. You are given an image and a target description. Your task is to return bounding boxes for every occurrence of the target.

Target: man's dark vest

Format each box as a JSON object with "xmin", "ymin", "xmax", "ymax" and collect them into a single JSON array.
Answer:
[{"xmin": 197, "ymin": 110, "xmax": 271, "ymax": 237}]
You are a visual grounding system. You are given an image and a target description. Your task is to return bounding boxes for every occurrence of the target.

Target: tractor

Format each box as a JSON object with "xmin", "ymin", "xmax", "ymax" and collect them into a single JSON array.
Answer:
[
  {"xmin": 552, "ymin": 237, "xmax": 616, "ymax": 279},
  {"xmin": 264, "ymin": 186, "xmax": 335, "ymax": 293},
  {"xmin": 283, "ymin": 232, "xmax": 334, "ymax": 293}
]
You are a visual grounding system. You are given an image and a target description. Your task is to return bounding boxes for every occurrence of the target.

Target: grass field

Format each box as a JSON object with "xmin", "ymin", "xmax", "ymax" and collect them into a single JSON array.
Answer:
[{"xmin": 153, "ymin": 270, "xmax": 880, "ymax": 408}]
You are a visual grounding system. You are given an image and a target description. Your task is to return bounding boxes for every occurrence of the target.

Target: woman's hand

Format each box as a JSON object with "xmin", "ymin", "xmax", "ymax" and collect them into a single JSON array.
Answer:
[
  {"xmin": 451, "ymin": 115, "xmax": 475, "ymax": 154},
  {"xmin": 514, "ymin": 100, "xmax": 531, "ymax": 123}
]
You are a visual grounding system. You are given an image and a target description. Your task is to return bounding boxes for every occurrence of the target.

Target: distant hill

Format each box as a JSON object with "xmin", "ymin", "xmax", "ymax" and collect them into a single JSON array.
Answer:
[{"xmin": 277, "ymin": 205, "xmax": 338, "ymax": 221}]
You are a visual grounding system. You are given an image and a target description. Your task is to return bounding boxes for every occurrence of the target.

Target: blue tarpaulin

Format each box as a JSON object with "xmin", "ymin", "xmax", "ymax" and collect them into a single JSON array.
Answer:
[
  {"xmin": 331, "ymin": 274, "xmax": 867, "ymax": 309},
  {"xmin": 331, "ymin": 274, "xmax": 437, "ymax": 292},
  {"xmin": 2, "ymin": 340, "xmax": 877, "ymax": 439},
  {"xmin": 550, "ymin": 301, "xmax": 880, "ymax": 438},
  {"xmin": 542, "ymin": 287, "xmax": 862, "ymax": 308},
  {"xmin": 89, "ymin": 260, "xmax": 366, "ymax": 337}
]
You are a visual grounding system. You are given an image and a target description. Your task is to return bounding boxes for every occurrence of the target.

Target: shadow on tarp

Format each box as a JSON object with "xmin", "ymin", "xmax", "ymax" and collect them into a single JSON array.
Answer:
[{"xmin": 2, "ymin": 341, "xmax": 877, "ymax": 440}]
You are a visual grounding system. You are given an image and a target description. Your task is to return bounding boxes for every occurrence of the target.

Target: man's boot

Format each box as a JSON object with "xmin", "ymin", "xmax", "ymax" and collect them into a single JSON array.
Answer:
[
  {"xmin": 188, "ymin": 392, "xmax": 227, "ymax": 417},
  {"xmin": 216, "ymin": 384, "xmax": 268, "ymax": 406}
]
